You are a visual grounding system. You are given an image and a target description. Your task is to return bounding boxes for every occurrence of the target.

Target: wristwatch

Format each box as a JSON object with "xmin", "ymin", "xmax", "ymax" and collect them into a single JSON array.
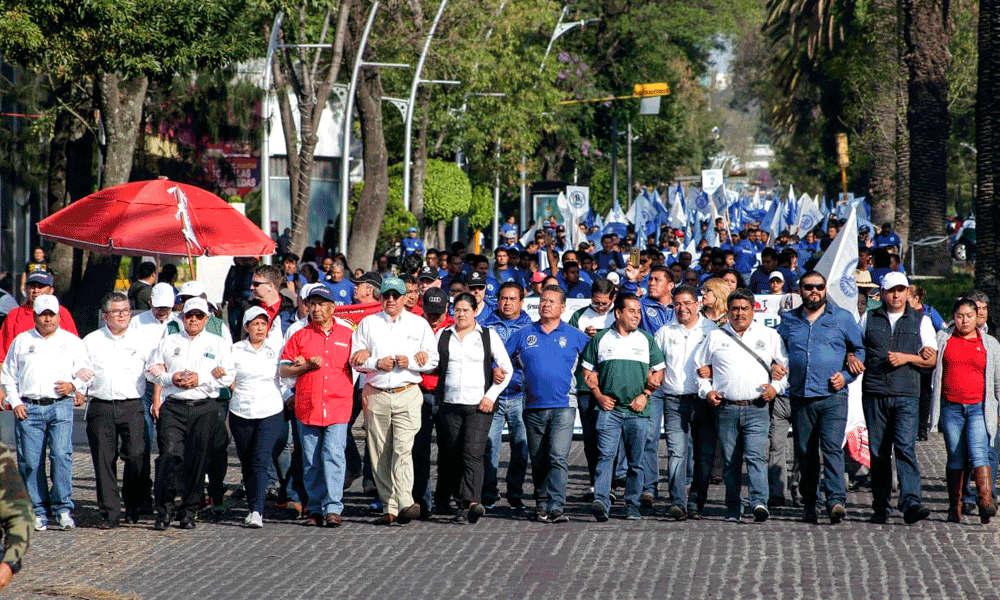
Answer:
[{"xmin": 641, "ymin": 390, "xmax": 651, "ymax": 399}]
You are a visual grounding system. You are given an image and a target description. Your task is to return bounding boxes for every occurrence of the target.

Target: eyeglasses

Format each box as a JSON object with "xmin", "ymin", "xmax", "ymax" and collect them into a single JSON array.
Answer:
[
  {"xmin": 801, "ymin": 283, "xmax": 826, "ymax": 291},
  {"xmin": 250, "ymin": 280, "xmax": 269, "ymax": 288},
  {"xmin": 104, "ymin": 309, "xmax": 131, "ymax": 316}
]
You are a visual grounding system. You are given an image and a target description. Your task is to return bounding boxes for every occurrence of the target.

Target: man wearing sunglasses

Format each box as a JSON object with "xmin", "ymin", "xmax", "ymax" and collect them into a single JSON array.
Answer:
[
  {"xmin": 147, "ymin": 297, "xmax": 235, "ymax": 531},
  {"xmin": 351, "ymin": 276, "xmax": 438, "ymax": 525},
  {"xmin": 777, "ymin": 272, "xmax": 864, "ymax": 524}
]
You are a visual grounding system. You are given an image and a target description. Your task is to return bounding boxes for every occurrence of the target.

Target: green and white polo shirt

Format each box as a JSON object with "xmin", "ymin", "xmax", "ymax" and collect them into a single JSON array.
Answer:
[{"xmin": 581, "ymin": 326, "xmax": 665, "ymax": 417}]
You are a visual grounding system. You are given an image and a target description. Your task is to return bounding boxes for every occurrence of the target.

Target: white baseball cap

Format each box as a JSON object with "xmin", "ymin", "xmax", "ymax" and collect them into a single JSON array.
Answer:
[
  {"xmin": 769, "ymin": 271, "xmax": 785, "ymax": 282},
  {"xmin": 151, "ymin": 282, "xmax": 176, "ymax": 308},
  {"xmin": 178, "ymin": 280, "xmax": 207, "ymax": 298},
  {"xmin": 242, "ymin": 306, "xmax": 269, "ymax": 326},
  {"xmin": 182, "ymin": 297, "xmax": 210, "ymax": 315},
  {"xmin": 33, "ymin": 294, "xmax": 59, "ymax": 315},
  {"xmin": 881, "ymin": 271, "xmax": 909, "ymax": 291}
]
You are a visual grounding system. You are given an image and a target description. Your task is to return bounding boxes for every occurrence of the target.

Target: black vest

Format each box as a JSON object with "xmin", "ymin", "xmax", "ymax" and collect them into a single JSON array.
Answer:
[
  {"xmin": 435, "ymin": 328, "xmax": 493, "ymax": 406},
  {"xmin": 862, "ymin": 305, "xmax": 922, "ymax": 396}
]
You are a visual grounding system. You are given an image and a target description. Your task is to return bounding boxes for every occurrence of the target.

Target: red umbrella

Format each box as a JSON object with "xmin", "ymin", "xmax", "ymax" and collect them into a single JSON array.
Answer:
[{"xmin": 37, "ymin": 179, "xmax": 275, "ymax": 258}]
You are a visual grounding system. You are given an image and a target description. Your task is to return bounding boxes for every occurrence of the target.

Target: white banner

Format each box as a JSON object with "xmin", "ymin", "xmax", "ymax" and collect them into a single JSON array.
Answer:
[{"xmin": 701, "ymin": 169, "xmax": 723, "ymax": 195}]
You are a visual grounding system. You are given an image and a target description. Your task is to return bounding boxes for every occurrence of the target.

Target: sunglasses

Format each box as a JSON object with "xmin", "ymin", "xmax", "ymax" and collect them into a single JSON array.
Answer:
[
  {"xmin": 801, "ymin": 283, "xmax": 826, "ymax": 291},
  {"xmin": 250, "ymin": 280, "xmax": 269, "ymax": 287},
  {"xmin": 184, "ymin": 311, "xmax": 208, "ymax": 319},
  {"xmin": 383, "ymin": 291, "xmax": 402, "ymax": 300}
]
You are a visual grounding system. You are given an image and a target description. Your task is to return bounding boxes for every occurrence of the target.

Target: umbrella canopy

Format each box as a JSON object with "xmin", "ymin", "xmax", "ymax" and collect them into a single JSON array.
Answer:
[{"xmin": 37, "ymin": 179, "xmax": 275, "ymax": 257}]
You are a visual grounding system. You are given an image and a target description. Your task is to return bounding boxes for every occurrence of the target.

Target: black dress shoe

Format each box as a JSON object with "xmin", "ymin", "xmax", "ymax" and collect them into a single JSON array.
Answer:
[
  {"xmin": 903, "ymin": 504, "xmax": 930, "ymax": 525},
  {"xmin": 870, "ymin": 510, "xmax": 888, "ymax": 524},
  {"xmin": 801, "ymin": 506, "xmax": 818, "ymax": 524},
  {"xmin": 124, "ymin": 509, "xmax": 140, "ymax": 524},
  {"xmin": 178, "ymin": 518, "xmax": 196, "ymax": 530},
  {"xmin": 153, "ymin": 517, "xmax": 169, "ymax": 531},
  {"xmin": 96, "ymin": 518, "xmax": 118, "ymax": 530},
  {"xmin": 453, "ymin": 509, "xmax": 468, "ymax": 524}
]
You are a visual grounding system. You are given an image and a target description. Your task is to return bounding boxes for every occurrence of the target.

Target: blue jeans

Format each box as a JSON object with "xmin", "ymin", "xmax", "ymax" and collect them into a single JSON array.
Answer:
[
  {"xmin": 641, "ymin": 393, "xmax": 669, "ymax": 497},
  {"xmin": 483, "ymin": 394, "xmax": 529, "ymax": 504},
  {"xmin": 791, "ymin": 392, "xmax": 848, "ymax": 510},
  {"xmin": 523, "ymin": 407, "xmax": 575, "ymax": 512},
  {"xmin": 863, "ymin": 394, "xmax": 922, "ymax": 512},
  {"xmin": 298, "ymin": 421, "xmax": 348, "ymax": 516},
  {"xmin": 15, "ymin": 399, "xmax": 75, "ymax": 519},
  {"xmin": 940, "ymin": 401, "xmax": 989, "ymax": 470},
  {"xmin": 659, "ymin": 393, "xmax": 707, "ymax": 510},
  {"xmin": 716, "ymin": 402, "xmax": 770, "ymax": 517},
  {"xmin": 594, "ymin": 409, "xmax": 648, "ymax": 510},
  {"xmin": 230, "ymin": 412, "xmax": 283, "ymax": 513}
]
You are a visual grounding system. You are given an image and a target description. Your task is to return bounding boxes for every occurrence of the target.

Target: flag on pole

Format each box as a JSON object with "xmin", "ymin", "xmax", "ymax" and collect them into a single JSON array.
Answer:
[
  {"xmin": 518, "ymin": 221, "xmax": 538, "ymax": 248},
  {"xmin": 795, "ymin": 193, "xmax": 824, "ymax": 235},
  {"xmin": 604, "ymin": 199, "xmax": 629, "ymax": 238},
  {"xmin": 814, "ymin": 206, "xmax": 860, "ymax": 312},
  {"xmin": 760, "ymin": 198, "xmax": 783, "ymax": 246},
  {"xmin": 170, "ymin": 186, "xmax": 201, "ymax": 250}
]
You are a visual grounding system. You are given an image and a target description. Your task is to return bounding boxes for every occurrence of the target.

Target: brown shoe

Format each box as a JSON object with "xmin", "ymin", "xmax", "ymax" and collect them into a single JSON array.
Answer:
[
  {"xmin": 974, "ymin": 466, "xmax": 997, "ymax": 524},
  {"xmin": 946, "ymin": 468, "xmax": 964, "ymax": 523},
  {"xmin": 373, "ymin": 513, "xmax": 397, "ymax": 525},
  {"xmin": 288, "ymin": 502, "xmax": 303, "ymax": 519},
  {"xmin": 307, "ymin": 513, "xmax": 324, "ymax": 527},
  {"xmin": 397, "ymin": 504, "xmax": 421, "ymax": 524},
  {"xmin": 325, "ymin": 513, "xmax": 342, "ymax": 527}
]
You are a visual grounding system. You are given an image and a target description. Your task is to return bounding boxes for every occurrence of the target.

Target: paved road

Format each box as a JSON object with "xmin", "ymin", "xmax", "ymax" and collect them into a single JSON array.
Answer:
[{"xmin": 6, "ymin": 417, "xmax": 1000, "ymax": 600}]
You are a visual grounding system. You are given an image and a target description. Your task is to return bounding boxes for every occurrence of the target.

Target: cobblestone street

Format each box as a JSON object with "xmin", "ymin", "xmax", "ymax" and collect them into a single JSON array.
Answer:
[{"xmin": 6, "ymin": 417, "xmax": 1000, "ymax": 600}]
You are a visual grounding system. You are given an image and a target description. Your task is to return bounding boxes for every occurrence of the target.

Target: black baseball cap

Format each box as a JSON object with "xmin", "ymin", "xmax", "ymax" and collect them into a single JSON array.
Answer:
[
  {"xmin": 464, "ymin": 271, "xmax": 487, "ymax": 288},
  {"xmin": 423, "ymin": 287, "xmax": 449, "ymax": 314},
  {"xmin": 418, "ymin": 266, "xmax": 439, "ymax": 281},
  {"xmin": 351, "ymin": 271, "xmax": 382, "ymax": 288}
]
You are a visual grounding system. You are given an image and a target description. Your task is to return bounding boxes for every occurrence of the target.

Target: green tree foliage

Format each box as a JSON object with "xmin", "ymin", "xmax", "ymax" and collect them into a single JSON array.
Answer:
[
  {"xmin": 468, "ymin": 185, "xmax": 493, "ymax": 231},
  {"xmin": 420, "ymin": 159, "xmax": 472, "ymax": 223}
]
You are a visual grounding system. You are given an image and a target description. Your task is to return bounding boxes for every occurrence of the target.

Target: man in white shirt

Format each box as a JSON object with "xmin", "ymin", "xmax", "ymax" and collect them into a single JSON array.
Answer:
[
  {"xmin": 857, "ymin": 271, "xmax": 937, "ymax": 525},
  {"xmin": 0, "ymin": 295, "xmax": 90, "ymax": 532},
  {"xmin": 129, "ymin": 281, "xmax": 175, "ymax": 514},
  {"xmin": 147, "ymin": 297, "xmax": 235, "ymax": 530},
  {"xmin": 649, "ymin": 284, "xmax": 717, "ymax": 520},
  {"xmin": 697, "ymin": 288, "xmax": 788, "ymax": 523},
  {"xmin": 80, "ymin": 292, "xmax": 150, "ymax": 529},
  {"xmin": 350, "ymin": 276, "xmax": 438, "ymax": 525}
]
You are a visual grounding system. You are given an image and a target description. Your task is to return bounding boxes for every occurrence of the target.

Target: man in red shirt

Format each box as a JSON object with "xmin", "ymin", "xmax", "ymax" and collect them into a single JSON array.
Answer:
[
  {"xmin": 279, "ymin": 286, "xmax": 354, "ymax": 527},
  {"xmin": 0, "ymin": 272, "xmax": 77, "ymax": 360},
  {"xmin": 413, "ymin": 288, "xmax": 454, "ymax": 517}
]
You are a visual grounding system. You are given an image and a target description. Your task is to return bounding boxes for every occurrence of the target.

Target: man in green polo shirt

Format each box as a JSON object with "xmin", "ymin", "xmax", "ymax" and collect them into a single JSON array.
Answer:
[{"xmin": 582, "ymin": 293, "xmax": 665, "ymax": 521}]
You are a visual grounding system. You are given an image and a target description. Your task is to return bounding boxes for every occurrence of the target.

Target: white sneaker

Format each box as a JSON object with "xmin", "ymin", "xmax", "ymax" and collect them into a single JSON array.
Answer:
[
  {"xmin": 246, "ymin": 511, "xmax": 263, "ymax": 529},
  {"xmin": 34, "ymin": 517, "xmax": 47, "ymax": 531},
  {"xmin": 56, "ymin": 512, "xmax": 75, "ymax": 530}
]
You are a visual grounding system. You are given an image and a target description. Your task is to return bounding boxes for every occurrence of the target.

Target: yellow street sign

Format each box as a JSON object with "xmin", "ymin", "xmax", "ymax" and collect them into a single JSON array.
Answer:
[{"xmin": 633, "ymin": 83, "xmax": 670, "ymax": 97}]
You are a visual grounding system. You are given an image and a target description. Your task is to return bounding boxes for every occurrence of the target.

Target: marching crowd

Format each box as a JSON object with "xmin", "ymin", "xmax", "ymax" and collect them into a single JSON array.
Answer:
[{"xmin": 0, "ymin": 214, "xmax": 995, "ymax": 585}]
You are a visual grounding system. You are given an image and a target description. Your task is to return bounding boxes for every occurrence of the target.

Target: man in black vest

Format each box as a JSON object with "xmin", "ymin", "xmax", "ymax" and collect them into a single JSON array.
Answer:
[{"xmin": 856, "ymin": 272, "xmax": 937, "ymax": 524}]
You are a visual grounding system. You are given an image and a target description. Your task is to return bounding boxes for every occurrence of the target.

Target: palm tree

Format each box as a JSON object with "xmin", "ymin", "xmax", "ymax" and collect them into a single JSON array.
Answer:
[{"xmin": 975, "ymin": 0, "xmax": 1000, "ymax": 308}]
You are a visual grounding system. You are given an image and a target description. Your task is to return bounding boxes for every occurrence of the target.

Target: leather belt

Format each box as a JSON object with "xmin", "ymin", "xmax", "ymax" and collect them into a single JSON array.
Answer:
[
  {"xmin": 371, "ymin": 383, "xmax": 417, "ymax": 394},
  {"xmin": 166, "ymin": 397, "xmax": 217, "ymax": 406},
  {"xmin": 721, "ymin": 397, "xmax": 765, "ymax": 406},
  {"xmin": 91, "ymin": 397, "xmax": 140, "ymax": 404},
  {"xmin": 22, "ymin": 397, "xmax": 64, "ymax": 406}
]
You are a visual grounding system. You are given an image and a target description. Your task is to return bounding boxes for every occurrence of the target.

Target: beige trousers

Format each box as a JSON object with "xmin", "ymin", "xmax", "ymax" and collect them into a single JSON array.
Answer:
[{"xmin": 363, "ymin": 383, "xmax": 422, "ymax": 515}]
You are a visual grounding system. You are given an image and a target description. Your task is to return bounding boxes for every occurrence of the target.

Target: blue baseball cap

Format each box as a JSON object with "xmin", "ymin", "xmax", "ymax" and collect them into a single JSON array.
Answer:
[{"xmin": 305, "ymin": 285, "xmax": 334, "ymax": 303}]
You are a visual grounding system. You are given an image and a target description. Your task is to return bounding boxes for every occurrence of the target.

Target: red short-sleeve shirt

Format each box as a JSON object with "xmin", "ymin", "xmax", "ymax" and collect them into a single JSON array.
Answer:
[
  {"xmin": 942, "ymin": 332, "xmax": 987, "ymax": 405},
  {"xmin": 281, "ymin": 321, "xmax": 354, "ymax": 426}
]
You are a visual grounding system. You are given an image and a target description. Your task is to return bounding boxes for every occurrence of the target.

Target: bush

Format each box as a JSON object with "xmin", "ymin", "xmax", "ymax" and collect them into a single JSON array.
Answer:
[
  {"xmin": 420, "ymin": 159, "xmax": 472, "ymax": 224},
  {"xmin": 468, "ymin": 185, "xmax": 493, "ymax": 231}
]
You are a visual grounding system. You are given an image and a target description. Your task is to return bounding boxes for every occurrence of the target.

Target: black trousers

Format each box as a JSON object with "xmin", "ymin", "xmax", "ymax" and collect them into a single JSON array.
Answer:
[
  {"xmin": 230, "ymin": 412, "xmax": 283, "ymax": 514},
  {"xmin": 206, "ymin": 399, "xmax": 230, "ymax": 503},
  {"xmin": 435, "ymin": 403, "xmax": 492, "ymax": 507},
  {"xmin": 154, "ymin": 400, "xmax": 222, "ymax": 521},
  {"xmin": 86, "ymin": 399, "xmax": 145, "ymax": 520}
]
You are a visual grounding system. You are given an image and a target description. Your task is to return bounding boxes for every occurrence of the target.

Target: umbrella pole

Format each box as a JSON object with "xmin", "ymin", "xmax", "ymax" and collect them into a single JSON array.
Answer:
[{"xmin": 185, "ymin": 243, "xmax": 196, "ymax": 280}]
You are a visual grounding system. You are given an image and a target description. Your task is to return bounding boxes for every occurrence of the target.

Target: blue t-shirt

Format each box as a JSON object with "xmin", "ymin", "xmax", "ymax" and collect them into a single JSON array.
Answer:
[
  {"xmin": 493, "ymin": 268, "xmax": 520, "ymax": 284},
  {"xmin": 733, "ymin": 240, "xmax": 757, "ymax": 274},
  {"xmin": 557, "ymin": 275, "xmax": 591, "ymax": 299},
  {"xmin": 401, "ymin": 237, "xmax": 424, "ymax": 256},
  {"xmin": 501, "ymin": 223, "xmax": 518, "ymax": 237},
  {"xmin": 874, "ymin": 232, "xmax": 901, "ymax": 249},
  {"xmin": 594, "ymin": 250, "xmax": 625, "ymax": 276},
  {"xmin": 505, "ymin": 321, "xmax": 589, "ymax": 409},
  {"xmin": 324, "ymin": 279, "xmax": 355, "ymax": 306},
  {"xmin": 484, "ymin": 275, "xmax": 501, "ymax": 298}
]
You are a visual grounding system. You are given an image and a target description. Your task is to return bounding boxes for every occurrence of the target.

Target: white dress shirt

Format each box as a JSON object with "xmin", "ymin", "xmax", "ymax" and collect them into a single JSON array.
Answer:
[
  {"xmin": 1, "ymin": 328, "xmax": 91, "ymax": 408},
  {"xmin": 352, "ymin": 310, "xmax": 439, "ymax": 389},
  {"xmin": 858, "ymin": 311, "xmax": 936, "ymax": 349},
  {"xmin": 129, "ymin": 309, "xmax": 174, "ymax": 356},
  {"xmin": 437, "ymin": 324, "xmax": 512, "ymax": 405},
  {"xmin": 147, "ymin": 329, "xmax": 235, "ymax": 400},
  {"xmin": 655, "ymin": 315, "xmax": 718, "ymax": 395},
  {"xmin": 83, "ymin": 326, "xmax": 150, "ymax": 399},
  {"xmin": 696, "ymin": 321, "xmax": 788, "ymax": 401},
  {"xmin": 230, "ymin": 339, "xmax": 283, "ymax": 419}
]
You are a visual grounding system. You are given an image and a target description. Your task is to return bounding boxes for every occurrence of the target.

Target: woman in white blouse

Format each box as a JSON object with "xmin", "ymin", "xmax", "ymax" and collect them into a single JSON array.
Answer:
[
  {"xmin": 434, "ymin": 293, "xmax": 512, "ymax": 524},
  {"xmin": 229, "ymin": 307, "xmax": 284, "ymax": 528}
]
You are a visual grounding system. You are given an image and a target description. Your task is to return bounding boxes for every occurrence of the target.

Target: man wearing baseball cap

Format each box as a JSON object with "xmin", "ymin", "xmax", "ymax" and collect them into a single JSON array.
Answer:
[
  {"xmin": 350, "ymin": 275, "xmax": 438, "ymax": 524},
  {"xmin": 402, "ymin": 227, "xmax": 425, "ymax": 257},
  {"xmin": 464, "ymin": 272, "xmax": 494, "ymax": 325},
  {"xmin": 146, "ymin": 297, "xmax": 235, "ymax": 530},
  {"xmin": 1, "ymin": 294, "xmax": 90, "ymax": 532},
  {"xmin": 0, "ymin": 272, "xmax": 77, "ymax": 363},
  {"xmin": 351, "ymin": 272, "xmax": 382, "ymax": 304},
  {"xmin": 412, "ymin": 288, "xmax": 454, "ymax": 517},
  {"xmin": 856, "ymin": 271, "xmax": 937, "ymax": 524},
  {"xmin": 279, "ymin": 285, "xmax": 356, "ymax": 527}
]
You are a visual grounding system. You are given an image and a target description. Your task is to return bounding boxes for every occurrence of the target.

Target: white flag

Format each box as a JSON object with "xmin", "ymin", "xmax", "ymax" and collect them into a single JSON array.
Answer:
[
  {"xmin": 814, "ymin": 206, "xmax": 859, "ymax": 312},
  {"xmin": 794, "ymin": 193, "xmax": 823, "ymax": 235}
]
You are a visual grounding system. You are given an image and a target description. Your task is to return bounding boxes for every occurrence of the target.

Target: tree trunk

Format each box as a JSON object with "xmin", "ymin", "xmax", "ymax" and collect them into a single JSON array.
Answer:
[
  {"xmin": 867, "ymin": 0, "xmax": 902, "ymax": 229},
  {"xmin": 46, "ymin": 110, "xmax": 73, "ymax": 296},
  {"xmin": 975, "ymin": 0, "xmax": 1000, "ymax": 314},
  {"xmin": 895, "ymin": 44, "xmax": 912, "ymax": 251},
  {"xmin": 96, "ymin": 72, "xmax": 147, "ymax": 187},
  {"xmin": 346, "ymin": 68, "xmax": 389, "ymax": 270},
  {"xmin": 902, "ymin": 0, "xmax": 950, "ymax": 274}
]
